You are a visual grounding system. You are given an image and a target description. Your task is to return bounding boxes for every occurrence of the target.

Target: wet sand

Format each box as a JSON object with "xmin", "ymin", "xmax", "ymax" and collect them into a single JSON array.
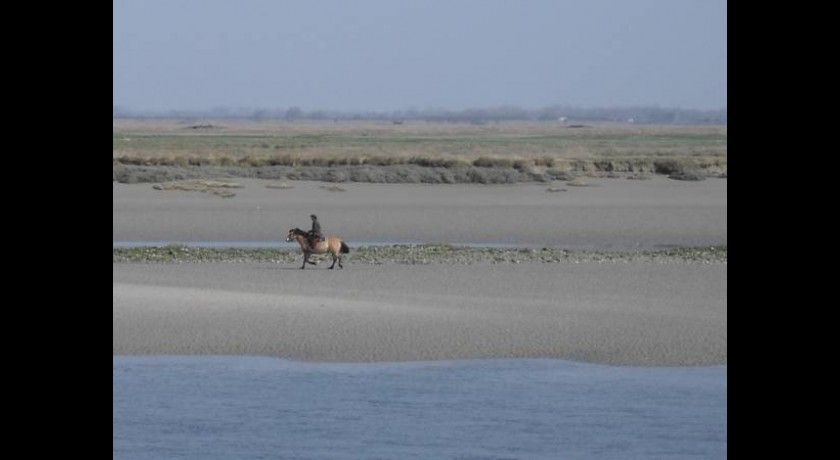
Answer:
[
  {"xmin": 113, "ymin": 177, "xmax": 726, "ymax": 250},
  {"xmin": 113, "ymin": 177, "xmax": 726, "ymax": 365}
]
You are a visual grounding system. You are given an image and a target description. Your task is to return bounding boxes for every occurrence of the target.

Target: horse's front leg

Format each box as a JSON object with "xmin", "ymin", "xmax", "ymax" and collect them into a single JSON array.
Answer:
[{"xmin": 301, "ymin": 252, "xmax": 309, "ymax": 269}]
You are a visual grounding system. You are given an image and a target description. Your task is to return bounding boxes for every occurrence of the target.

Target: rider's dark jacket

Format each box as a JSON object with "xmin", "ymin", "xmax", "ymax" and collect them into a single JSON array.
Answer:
[{"xmin": 309, "ymin": 219, "xmax": 323, "ymax": 240}]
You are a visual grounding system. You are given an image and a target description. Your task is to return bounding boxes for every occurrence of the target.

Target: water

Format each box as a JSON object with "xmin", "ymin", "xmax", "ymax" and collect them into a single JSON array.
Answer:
[{"xmin": 113, "ymin": 356, "xmax": 726, "ymax": 459}]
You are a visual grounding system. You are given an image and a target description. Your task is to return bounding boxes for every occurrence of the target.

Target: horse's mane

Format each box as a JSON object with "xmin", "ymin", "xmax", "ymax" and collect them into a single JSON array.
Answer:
[{"xmin": 290, "ymin": 227, "xmax": 307, "ymax": 236}]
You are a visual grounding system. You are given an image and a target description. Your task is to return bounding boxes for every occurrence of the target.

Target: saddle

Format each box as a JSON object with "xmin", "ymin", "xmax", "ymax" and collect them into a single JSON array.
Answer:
[{"xmin": 307, "ymin": 235, "xmax": 323, "ymax": 247}]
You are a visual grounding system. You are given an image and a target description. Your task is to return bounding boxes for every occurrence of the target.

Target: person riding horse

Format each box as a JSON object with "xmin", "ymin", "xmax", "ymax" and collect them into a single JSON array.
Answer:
[{"xmin": 307, "ymin": 214, "xmax": 323, "ymax": 248}]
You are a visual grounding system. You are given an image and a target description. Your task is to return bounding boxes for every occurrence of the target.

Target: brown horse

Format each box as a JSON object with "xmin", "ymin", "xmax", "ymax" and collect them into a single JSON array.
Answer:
[{"xmin": 286, "ymin": 228, "xmax": 350, "ymax": 269}]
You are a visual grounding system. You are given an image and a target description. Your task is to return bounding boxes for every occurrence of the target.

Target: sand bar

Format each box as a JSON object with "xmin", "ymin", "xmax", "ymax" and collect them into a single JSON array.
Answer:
[{"xmin": 113, "ymin": 177, "xmax": 726, "ymax": 365}]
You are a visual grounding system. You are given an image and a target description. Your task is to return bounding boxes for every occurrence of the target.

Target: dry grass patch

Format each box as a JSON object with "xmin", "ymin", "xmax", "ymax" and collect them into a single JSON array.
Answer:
[
  {"xmin": 318, "ymin": 184, "xmax": 347, "ymax": 192},
  {"xmin": 265, "ymin": 181, "xmax": 294, "ymax": 189},
  {"xmin": 566, "ymin": 179, "xmax": 592, "ymax": 187},
  {"xmin": 153, "ymin": 180, "xmax": 243, "ymax": 197}
]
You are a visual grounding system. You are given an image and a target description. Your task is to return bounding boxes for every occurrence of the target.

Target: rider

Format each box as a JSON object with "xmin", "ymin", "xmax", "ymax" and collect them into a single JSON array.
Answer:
[{"xmin": 307, "ymin": 214, "xmax": 323, "ymax": 248}]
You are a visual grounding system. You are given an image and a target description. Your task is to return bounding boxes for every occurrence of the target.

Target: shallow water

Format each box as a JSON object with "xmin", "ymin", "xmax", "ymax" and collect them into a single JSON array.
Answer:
[{"xmin": 113, "ymin": 356, "xmax": 726, "ymax": 459}]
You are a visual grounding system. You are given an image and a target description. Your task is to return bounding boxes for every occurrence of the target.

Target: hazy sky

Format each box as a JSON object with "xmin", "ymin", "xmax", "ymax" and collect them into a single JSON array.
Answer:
[{"xmin": 113, "ymin": 0, "xmax": 726, "ymax": 113}]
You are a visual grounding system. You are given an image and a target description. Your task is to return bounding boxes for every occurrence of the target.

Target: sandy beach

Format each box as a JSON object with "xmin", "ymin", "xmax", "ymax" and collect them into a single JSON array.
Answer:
[{"xmin": 113, "ymin": 177, "xmax": 726, "ymax": 365}]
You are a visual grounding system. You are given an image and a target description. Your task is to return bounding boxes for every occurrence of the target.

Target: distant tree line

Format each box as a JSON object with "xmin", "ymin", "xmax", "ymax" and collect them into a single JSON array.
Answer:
[{"xmin": 113, "ymin": 104, "xmax": 726, "ymax": 125}]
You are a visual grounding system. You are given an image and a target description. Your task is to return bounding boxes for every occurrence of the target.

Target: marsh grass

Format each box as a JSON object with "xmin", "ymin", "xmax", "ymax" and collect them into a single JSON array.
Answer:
[{"xmin": 114, "ymin": 119, "xmax": 726, "ymax": 183}]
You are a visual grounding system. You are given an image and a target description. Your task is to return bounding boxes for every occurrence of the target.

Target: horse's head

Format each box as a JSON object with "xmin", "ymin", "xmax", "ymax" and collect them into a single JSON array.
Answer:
[{"xmin": 286, "ymin": 227, "xmax": 305, "ymax": 242}]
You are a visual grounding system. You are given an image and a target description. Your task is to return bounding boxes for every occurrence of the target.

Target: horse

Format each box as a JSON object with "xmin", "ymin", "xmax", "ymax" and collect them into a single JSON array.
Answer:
[{"xmin": 286, "ymin": 228, "xmax": 350, "ymax": 269}]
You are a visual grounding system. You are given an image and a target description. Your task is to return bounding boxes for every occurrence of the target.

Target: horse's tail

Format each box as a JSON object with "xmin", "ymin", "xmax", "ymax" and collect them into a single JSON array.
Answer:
[{"xmin": 340, "ymin": 241, "xmax": 350, "ymax": 254}]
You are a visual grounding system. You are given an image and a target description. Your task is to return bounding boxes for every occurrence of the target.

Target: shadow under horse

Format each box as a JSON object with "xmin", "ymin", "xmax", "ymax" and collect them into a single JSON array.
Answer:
[{"xmin": 286, "ymin": 228, "xmax": 350, "ymax": 269}]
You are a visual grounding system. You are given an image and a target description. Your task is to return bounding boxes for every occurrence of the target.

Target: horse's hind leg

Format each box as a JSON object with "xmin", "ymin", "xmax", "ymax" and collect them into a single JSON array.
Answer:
[
  {"xmin": 329, "ymin": 254, "xmax": 337, "ymax": 269},
  {"xmin": 338, "ymin": 256, "xmax": 343, "ymax": 269}
]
